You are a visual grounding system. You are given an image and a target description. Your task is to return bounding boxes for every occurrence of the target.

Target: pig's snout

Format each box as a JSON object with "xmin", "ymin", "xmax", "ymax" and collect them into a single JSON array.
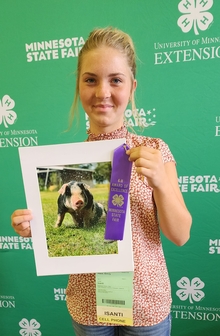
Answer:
[
  {"xmin": 70, "ymin": 195, "xmax": 85, "ymax": 210},
  {"xmin": 75, "ymin": 200, "xmax": 84, "ymax": 208}
]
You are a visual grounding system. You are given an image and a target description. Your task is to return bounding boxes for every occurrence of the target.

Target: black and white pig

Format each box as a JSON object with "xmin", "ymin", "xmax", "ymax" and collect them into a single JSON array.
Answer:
[{"xmin": 55, "ymin": 181, "xmax": 106, "ymax": 228}]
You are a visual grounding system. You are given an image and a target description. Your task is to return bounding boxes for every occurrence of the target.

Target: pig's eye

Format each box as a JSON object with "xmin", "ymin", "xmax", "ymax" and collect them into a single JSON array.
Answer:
[{"xmin": 65, "ymin": 186, "xmax": 71, "ymax": 196}]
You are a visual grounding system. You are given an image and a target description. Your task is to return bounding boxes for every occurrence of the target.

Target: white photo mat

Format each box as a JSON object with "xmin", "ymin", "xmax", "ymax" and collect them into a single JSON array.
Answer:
[{"xmin": 19, "ymin": 139, "xmax": 134, "ymax": 276}]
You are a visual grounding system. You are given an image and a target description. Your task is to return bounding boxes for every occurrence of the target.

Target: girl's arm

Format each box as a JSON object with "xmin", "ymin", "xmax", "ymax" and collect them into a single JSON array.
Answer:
[{"xmin": 127, "ymin": 146, "xmax": 192, "ymax": 246}]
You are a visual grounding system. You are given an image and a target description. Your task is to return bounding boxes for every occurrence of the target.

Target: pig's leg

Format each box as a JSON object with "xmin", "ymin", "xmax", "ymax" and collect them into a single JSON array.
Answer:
[
  {"xmin": 55, "ymin": 213, "xmax": 65, "ymax": 228},
  {"xmin": 70, "ymin": 212, "xmax": 84, "ymax": 228}
]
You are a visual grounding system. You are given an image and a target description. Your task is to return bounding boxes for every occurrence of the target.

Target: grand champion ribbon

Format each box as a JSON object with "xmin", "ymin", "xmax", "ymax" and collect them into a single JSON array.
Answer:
[{"xmin": 104, "ymin": 143, "xmax": 132, "ymax": 241}]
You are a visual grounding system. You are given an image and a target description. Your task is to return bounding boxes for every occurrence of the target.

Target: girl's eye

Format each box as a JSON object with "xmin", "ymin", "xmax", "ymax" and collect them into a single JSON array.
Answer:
[
  {"xmin": 85, "ymin": 78, "xmax": 96, "ymax": 84},
  {"xmin": 112, "ymin": 78, "xmax": 122, "ymax": 84}
]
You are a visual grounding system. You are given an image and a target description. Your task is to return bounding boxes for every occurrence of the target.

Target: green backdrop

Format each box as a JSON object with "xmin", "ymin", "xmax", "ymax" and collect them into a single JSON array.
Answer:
[{"xmin": 0, "ymin": 0, "xmax": 220, "ymax": 335}]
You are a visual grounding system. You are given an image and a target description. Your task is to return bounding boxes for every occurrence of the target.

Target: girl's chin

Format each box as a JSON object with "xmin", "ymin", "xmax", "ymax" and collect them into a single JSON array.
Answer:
[{"xmin": 91, "ymin": 116, "xmax": 121, "ymax": 125}]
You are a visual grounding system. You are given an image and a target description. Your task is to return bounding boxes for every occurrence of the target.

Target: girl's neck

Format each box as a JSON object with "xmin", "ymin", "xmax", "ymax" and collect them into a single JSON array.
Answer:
[{"xmin": 87, "ymin": 124, "xmax": 128, "ymax": 141}]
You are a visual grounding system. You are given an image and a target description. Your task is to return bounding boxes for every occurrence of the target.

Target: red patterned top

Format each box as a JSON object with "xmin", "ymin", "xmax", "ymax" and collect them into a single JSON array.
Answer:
[{"xmin": 66, "ymin": 125, "xmax": 175, "ymax": 326}]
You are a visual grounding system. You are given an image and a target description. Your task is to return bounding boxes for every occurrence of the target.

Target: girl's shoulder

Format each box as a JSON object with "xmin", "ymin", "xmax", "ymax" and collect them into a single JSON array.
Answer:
[
  {"xmin": 127, "ymin": 132, "xmax": 166, "ymax": 149},
  {"xmin": 127, "ymin": 132, "xmax": 175, "ymax": 163}
]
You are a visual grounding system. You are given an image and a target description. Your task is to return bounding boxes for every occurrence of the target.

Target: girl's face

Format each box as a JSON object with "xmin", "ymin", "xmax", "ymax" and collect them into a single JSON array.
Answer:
[{"xmin": 79, "ymin": 46, "xmax": 136, "ymax": 134}]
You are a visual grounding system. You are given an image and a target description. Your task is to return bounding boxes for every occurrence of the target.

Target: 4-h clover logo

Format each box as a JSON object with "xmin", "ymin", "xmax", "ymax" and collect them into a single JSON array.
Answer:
[
  {"xmin": 19, "ymin": 318, "xmax": 41, "ymax": 336},
  {"xmin": 0, "ymin": 94, "xmax": 17, "ymax": 128},
  {"xmin": 112, "ymin": 194, "xmax": 124, "ymax": 207},
  {"xmin": 176, "ymin": 277, "xmax": 205, "ymax": 303},
  {"xmin": 177, "ymin": 0, "xmax": 214, "ymax": 35}
]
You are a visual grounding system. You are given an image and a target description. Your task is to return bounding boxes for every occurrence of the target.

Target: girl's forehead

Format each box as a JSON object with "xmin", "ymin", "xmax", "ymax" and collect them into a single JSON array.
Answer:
[
  {"xmin": 83, "ymin": 45, "xmax": 122, "ymax": 57},
  {"xmin": 80, "ymin": 46, "xmax": 129, "ymax": 71}
]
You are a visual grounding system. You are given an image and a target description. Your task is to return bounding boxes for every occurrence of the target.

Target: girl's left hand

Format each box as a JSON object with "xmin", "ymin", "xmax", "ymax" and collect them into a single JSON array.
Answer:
[{"xmin": 126, "ymin": 146, "xmax": 167, "ymax": 189}]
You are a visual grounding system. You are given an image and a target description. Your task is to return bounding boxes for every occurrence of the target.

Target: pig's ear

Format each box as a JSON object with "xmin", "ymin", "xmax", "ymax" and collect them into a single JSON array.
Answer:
[
  {"xmin": 83, "ymin": 183, "xmax": 90, "ymax": 190},
  {"xmin": 58, "ymin": 183, "xmax": 68, "ymax": 195}
]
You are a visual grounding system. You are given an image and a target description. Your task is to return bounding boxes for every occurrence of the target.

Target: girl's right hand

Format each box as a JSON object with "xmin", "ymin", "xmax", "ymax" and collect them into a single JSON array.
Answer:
[{"xmin": 11, "ymin": 209, "xmax": 33, "ymax": 237}]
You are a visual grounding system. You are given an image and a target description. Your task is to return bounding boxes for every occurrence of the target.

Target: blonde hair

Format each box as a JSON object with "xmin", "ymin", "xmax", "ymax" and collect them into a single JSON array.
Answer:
[{"xmin": 69, "ymin": 26, "xmax": 137, "ymax": 127}]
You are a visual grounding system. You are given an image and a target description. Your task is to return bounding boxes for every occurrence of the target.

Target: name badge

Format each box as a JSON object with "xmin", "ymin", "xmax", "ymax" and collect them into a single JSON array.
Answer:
[{"xmin": 96, "ymin": 272, "xmax": 133, "ymax": 326}]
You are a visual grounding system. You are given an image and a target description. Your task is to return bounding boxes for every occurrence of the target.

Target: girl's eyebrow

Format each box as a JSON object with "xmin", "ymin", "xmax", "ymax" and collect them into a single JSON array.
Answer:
[
  {"xmin": 81, "ymin": 72, "xmax": 97, "ymax": 77},
  {"xmin": 82, "ymin": 72, "xmax": 126, "ymax": 77},
  {"xmin": 109, "ymin": 73, "xmax": 126, "ymax": 77}
]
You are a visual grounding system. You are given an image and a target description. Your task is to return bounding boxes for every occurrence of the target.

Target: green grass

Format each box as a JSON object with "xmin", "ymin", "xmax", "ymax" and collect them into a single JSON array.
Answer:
[{"xmin": 40, "ymin": 185, "xmax": 118, "ymax": 257}]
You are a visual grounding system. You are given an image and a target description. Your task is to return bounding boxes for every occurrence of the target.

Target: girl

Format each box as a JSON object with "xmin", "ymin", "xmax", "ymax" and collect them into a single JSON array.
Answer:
[{"xmin": 11, "ymin": 27, "xmax": 192, "ymax": 336}]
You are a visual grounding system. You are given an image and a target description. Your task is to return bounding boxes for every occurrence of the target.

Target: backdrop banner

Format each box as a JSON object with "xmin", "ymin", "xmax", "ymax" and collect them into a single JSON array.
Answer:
[{"xmin": 0, "ymin": 0, "xmax": 219, "ymax": 335}]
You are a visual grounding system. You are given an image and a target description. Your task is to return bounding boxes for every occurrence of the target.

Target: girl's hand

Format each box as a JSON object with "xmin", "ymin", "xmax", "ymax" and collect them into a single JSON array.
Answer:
[
  {"xmin": 11, "ymin": 209, "xmax": 33, "ymax": 237},
  {"xmin": 127, "ymin": 146, "xmax": 192, "ymax": 246},
  {"xmin": 126, "ymin": 146, "xmax": 166, "ymax": 189}
]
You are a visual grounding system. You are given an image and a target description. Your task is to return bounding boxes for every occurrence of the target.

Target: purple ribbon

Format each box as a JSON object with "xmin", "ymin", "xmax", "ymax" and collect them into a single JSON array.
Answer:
[{"xmin": 104, "ymin": 143, "xmax": 132, "ymax": 241}]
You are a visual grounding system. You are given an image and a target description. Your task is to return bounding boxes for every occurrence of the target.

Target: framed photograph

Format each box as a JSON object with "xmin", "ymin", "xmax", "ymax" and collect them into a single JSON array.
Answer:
[{"xmin": 19, "ymin": 139, "xmax": 134, "ymax": 276}]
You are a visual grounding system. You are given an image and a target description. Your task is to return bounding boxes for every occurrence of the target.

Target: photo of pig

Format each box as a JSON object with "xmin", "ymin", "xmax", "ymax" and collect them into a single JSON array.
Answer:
[
  {"xmin": 36, "ymin": 162, "xmax": 118, "ymax": 258},
  {"xmin": 55, "ymin": 181, "xmax": 107, "ymax": 229}
]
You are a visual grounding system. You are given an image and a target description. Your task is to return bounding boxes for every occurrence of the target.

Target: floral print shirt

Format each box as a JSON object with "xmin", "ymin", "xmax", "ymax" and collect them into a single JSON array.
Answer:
[{"xmin": 66, "ymin": 125, "xmax": 175, "ymax": 326}]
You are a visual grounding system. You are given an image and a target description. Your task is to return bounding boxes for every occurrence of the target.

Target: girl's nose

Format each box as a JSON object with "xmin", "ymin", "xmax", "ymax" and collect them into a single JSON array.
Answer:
[{"xmin": 95, "ymin": 83, "xmax": 111, "ymax": 99}]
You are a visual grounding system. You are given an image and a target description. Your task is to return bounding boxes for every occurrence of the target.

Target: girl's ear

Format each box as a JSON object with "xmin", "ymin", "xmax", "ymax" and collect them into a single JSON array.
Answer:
[
  {"xmin": 133, "ymin": 79, "xmax": 137, "ymax": 92},
  {"xmin": 129, "ymin": 79, "xmax": 137, "ymax": 101}
]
